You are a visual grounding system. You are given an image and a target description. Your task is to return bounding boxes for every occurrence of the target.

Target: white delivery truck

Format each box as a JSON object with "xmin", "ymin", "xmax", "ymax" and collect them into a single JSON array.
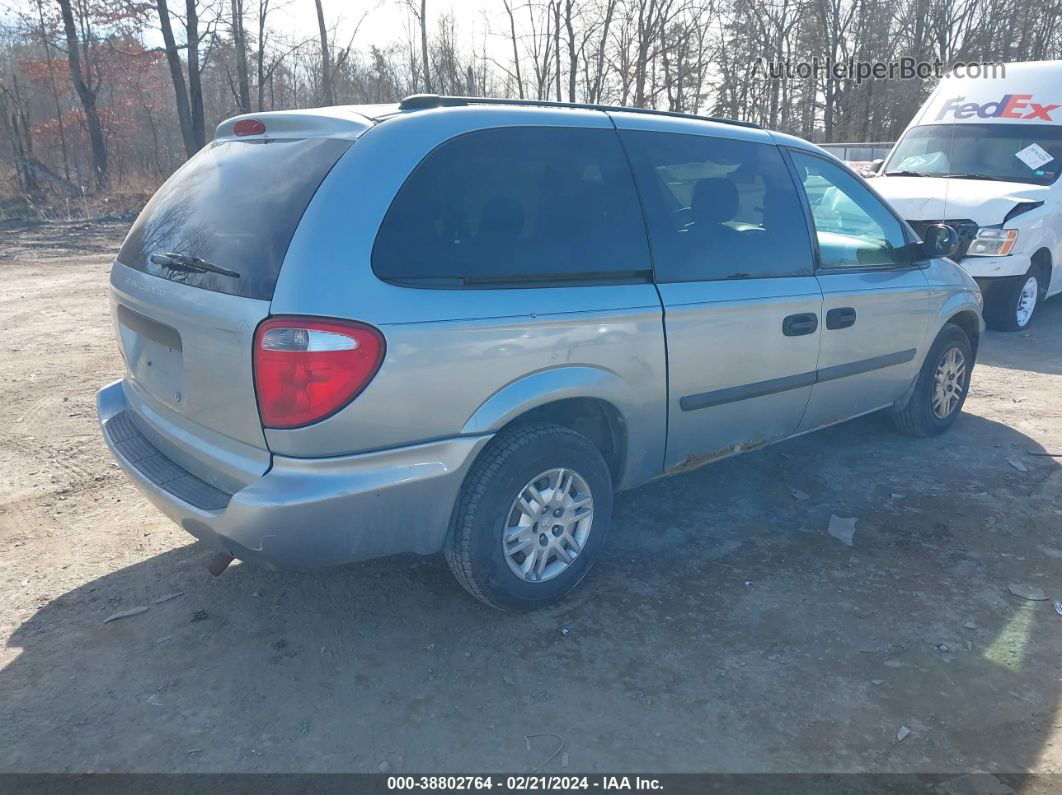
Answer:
[{"xmin": 872, "ymin": 60, "xmax": 1062, "ymax": 330}]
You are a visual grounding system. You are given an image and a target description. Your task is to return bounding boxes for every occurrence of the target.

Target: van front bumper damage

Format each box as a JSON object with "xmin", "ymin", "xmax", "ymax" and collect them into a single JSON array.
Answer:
[
  {"xmin": 959, "ymin": 252, "xmax": 1033, "ymax": 280},
  {"xmin": 97, "ymin": 380, "xmax": 492, "ymax": 569}
]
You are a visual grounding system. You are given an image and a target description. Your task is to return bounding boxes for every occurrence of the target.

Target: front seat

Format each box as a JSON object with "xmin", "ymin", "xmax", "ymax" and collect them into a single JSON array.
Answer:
[{"xmin": 688, "ymin": 177, "xmax": 742, "ymax": 249}]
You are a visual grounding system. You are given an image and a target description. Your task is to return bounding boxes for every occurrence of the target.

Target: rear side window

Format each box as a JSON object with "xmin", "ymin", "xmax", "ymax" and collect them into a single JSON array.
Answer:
[
  {"xmin": 118, "ymin": 137, "xmax": 352, "ymax": 300},
  {"xmin": 372, "ymin": 127, "xmax": 650, "ymax": 285},
  {"xmin": 620, "ymin": 130, "xmax": 814, "ymax": 282}
]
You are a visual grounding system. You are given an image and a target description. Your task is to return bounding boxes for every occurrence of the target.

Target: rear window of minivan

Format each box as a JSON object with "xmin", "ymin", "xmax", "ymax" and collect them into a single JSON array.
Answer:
[
  {"xmin": 371, "ymin": 126, "xmax": 650, "ymax": 286},
  {"xmin": 117, "ymin": 137, "xmax": 352, "ymax": 300}
]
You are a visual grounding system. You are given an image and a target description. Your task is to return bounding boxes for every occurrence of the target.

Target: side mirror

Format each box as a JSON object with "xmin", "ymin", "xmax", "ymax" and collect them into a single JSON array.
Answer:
[
  {"xmin": 921, "ymin": 223, "xmax": 959, "ymax": 259},
  {"xmin": 869, "ymin": 158, "xmax": 885, "ymax": 176}
]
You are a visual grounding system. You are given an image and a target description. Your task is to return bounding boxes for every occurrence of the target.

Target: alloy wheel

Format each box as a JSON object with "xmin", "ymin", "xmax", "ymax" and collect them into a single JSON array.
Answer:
[
  {"xmin": 1016, "ymin": 276, "xmax": 1038, "ymax": 328},
  {"xmin": 503, "ymin": 467, "xmax": 594, "ymax": 583},
  {"xmin": 932, "ymin": 347, "xmax": 967, "ymax": 419}
]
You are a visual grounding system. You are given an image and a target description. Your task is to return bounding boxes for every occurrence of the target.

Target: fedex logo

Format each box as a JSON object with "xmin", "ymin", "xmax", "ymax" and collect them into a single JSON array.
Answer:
[{"xmin": 937, "ymin": 94, "xmax": 1059, "ymax": 121}]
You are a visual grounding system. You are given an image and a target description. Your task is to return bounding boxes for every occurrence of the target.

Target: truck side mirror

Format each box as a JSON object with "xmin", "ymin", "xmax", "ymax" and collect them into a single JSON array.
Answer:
[
  {"xmin": 869, "ymin": 158, "xmax": 885, "ymax": 176},
  {"xmin": 921, "ymin": 223, "xmax": 959, "ymax": 259}
]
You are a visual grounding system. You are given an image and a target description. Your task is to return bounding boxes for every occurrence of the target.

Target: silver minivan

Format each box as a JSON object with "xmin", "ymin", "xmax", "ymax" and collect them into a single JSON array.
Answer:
[{"xmin": 97, "ymin": 95, "xmax": 983, "ymax": 610}]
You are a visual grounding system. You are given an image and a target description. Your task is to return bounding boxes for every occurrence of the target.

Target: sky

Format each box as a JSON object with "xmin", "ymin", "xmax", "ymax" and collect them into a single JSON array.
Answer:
[
  {"xmin": 0, "ymin": 0, "xmax": 508, "ymax": 62},
  {"xmin": 268, "ymin": 0, "xmax": 508, "ymax": 62}
]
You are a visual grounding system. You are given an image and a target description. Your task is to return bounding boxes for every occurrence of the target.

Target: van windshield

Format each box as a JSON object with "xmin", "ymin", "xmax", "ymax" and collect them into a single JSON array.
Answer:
[
  {"xmin": 117, "ymin": 137, "xmax": 352, "ymax": 300},
  {"xmin": 884, "ymin": 123, "xmax": 1062, "ymax": 186}
]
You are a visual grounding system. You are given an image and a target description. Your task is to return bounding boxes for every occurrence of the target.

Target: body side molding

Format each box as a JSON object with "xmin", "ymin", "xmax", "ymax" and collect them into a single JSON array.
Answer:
[{"xmin": 680, "ymin": 349, "xmax": 918, "ymax": 412}]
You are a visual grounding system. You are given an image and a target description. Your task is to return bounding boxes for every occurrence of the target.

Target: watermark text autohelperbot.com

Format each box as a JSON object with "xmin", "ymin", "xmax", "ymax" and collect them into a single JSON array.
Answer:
[{"xmin": 755, "ymin": 58, "xmax": 1005, "ymax": 84}]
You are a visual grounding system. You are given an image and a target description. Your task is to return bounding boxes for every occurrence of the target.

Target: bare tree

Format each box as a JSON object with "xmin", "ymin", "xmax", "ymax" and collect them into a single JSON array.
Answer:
[
  {"xmin": 156, "ymin": 0, "xmax": 200, "ymax": 156},
  {"xmin": 501, "ymin": 0, "xmax": 524, "ymax": 97},
  {"xmin": 0, "ymin": 74, "xmax": 39, "ymax": 193},
  {"xmin": 56, "ymin": 0, "xmax": 108, "ymax": 188},
  {"xmin": 563, "ymin": 0, "xmax": 577, "ymax": 101},
  {"xmin": 0, "ymin": 0, "xmax": 1060, "ymax": 210},
  {"xmin": 231, "ymin": 0, "xmax": 251, "ymax": 111},
  {"xmin": 404, "ymin": 0, "xmax": 432, "ymax": 92},
  {"xmin": 185, "ymin": 0, "xmax": 207, "ymax": 149},
  {"xmin": 33, "ymin": 0, "xmax": 73, "ymax": 183},
  {"xmin": 525, "ymin": 0, "xmax": 557, "ymax": 99},
  {"xmin": 588, "ymin": 0, "xmax": 617, "ymax": 103},
  {"xmin": 313, "ymin": 0, "xmax": 333, "ymax": 103}
]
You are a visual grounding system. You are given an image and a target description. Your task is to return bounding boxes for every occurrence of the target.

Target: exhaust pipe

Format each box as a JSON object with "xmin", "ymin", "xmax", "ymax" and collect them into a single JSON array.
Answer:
[{"xmin": 207, "ymin": 552, "xmax": 235, "ymax": 577}]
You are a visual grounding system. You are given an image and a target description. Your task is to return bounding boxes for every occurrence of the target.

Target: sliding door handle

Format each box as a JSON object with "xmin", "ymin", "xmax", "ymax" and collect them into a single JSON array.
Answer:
[
  {"xmin": 826, "ymin": 307, "xmax": 857, "ymax": 330},
  {"xmin": 782, "ymin": 312, "xmax": 818, "ymax": 336}
]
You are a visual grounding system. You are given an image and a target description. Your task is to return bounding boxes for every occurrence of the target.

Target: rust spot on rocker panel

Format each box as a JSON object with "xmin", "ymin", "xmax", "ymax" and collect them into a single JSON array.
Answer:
[{"xmin": 668, "ymin": 438, "xmax": 770, "ymax": 475}]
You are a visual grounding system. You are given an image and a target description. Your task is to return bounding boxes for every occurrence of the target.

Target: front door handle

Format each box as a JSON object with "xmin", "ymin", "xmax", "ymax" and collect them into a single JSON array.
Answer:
[
  {"xmin": 826, "ymin": 307, "xmax": 857, "ymax": 330},
  {"xmin": 782, "ymin": 312, "xmax": 818, "ymax": 336}
]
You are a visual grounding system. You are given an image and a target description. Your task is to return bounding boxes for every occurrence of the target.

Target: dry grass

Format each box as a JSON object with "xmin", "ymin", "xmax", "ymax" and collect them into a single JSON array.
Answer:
[{"xmin": 0, "ymin": 166, "xmax": 156, "ymax": 223}]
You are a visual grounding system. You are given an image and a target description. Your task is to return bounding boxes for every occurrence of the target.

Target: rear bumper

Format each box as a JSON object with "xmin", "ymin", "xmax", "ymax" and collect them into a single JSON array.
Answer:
[{"xmin": 97, "ymin": 380, "xmax": 492, "ymax": 569}]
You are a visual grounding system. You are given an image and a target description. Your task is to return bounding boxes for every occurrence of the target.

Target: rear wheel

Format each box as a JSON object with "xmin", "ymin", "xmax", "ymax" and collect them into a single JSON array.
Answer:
[
  {"xmin": 890, "ymin": 324, "xmax": 973, "ymax": 437},
  {"xmin": 984, "ymin": 269, "xmax": 1041, "ymax": 331},
  {"xmin": 445, "ymin": 423, "xmax": 612, "ymax": 611}
]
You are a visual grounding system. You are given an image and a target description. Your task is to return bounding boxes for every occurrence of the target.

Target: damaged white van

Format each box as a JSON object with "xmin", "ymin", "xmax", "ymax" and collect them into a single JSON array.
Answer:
[{"xmin": 873, "ymin": 61, "xmax": 1061, "ymax": 330}]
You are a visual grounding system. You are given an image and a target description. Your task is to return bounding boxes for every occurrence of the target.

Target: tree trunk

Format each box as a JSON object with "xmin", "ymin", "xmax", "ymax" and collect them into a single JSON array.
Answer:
[
  {"xmin": 231, "ymin": 0, "xmax": 251, "ymax": 112},
  {"xmin": 57, "ymin": 0, "xmax": 107, "ymax": 190},
  {"xmin": 502, "ymin": 0, "xmax": 523, "ymax": 98},
  {"xmin": 156, "ymin": 0, "xmax": 197, "ymax": 157},
  {"xmin": 257, "ymin": 0, "xmax": 269, "ymax": 110},
  {"xmin": 419, "ymin": 0, "xmax": 432, "ymax": 92},
  {"xmin": 314, "ymin": 0, "xmax": 334, "ymax": 104},
  {"xmin": 185, "ymin": 0, "xmax": 206, "ymax": 150},
  {"xmin": 554, "ymin": 2, "xmax": 562, "ymax": 101},
  {"xmin": 564, "ymin": 0, "xmax": 576, "ymax": 102},
  {"xmin": 0, "ymin": 86, "xmax": 38, "ymax": 194},
  {"xmin": 591, "ymin": 0, "xmax": 616, "ymax": 103},
  {"xmin": 633, "ymin": 0, "xmax": 650, "ymax": 107},
  {"xmin": 12, "ymin": 75, "xmax": 35, "ymax": 190},
  {"xmin": 36, "ymin": 0, "xmax": 72, "ymax": 184}
]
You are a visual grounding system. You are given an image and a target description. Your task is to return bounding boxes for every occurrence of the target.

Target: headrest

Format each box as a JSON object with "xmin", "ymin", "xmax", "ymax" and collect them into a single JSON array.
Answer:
[{"xmin": 691, "ymin": 177, "xmax": 738, "ymax": 224}]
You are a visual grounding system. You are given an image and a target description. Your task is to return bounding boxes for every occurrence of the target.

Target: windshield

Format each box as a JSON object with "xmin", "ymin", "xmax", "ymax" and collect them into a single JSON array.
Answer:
[
  {"xmin": 118, "ymin": 137, "xmax": 352, "ymax": 300},
  {"xmin": 884, "ymin": 123, "xmax": 1062, "ymax": 186}
]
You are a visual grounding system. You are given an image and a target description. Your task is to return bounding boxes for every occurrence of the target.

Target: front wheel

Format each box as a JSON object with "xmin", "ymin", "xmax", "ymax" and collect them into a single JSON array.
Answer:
[
  {"xmin": 984, "ymin": 271, "xmax": 1040, "ymax": 331},
  {"xmin": 890, "ymin": 324, "xmax": 974, "ymax": 437},
  {"xmin": 445, "ymin": 423, "xmax": 613, "ymax": 611}
]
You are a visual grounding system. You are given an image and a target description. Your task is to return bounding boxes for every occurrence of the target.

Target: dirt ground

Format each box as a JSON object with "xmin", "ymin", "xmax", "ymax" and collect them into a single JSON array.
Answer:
[{"xmin": 1, "ymin": 220, "xmax": 1061, "ymax": 777}]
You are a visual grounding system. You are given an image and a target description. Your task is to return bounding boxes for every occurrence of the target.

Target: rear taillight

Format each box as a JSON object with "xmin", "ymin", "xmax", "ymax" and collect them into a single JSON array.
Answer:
[{"xmin": 253, "ymin": 317, "xmax": 385, "ymax": 429}]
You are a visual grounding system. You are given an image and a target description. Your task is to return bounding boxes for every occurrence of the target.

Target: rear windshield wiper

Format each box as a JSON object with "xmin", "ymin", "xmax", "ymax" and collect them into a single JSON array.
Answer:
[{"xmin": 150, "ymin": 252, "xmax": 241, "ymax": 278}]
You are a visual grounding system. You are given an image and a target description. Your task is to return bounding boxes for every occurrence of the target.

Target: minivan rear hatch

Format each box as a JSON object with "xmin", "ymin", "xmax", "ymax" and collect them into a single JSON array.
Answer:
[{"xmin": 110, "ymin": 124, "xmax": 359, "ymax": 491}]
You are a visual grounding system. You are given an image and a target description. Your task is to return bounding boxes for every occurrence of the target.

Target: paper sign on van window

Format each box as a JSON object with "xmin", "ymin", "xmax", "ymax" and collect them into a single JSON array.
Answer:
[{"xmin": 1014, "ymin": 143, "xmax": 1054, "ymax": 170}]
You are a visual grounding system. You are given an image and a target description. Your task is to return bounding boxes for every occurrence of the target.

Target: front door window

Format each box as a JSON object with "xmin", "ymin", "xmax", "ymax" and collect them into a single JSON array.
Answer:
[{"xmin": 791, "ymin": 151, "xmax": 910, "ymax": 270}]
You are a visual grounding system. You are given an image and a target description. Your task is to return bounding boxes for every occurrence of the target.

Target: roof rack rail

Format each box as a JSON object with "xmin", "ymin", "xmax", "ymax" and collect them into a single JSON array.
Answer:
[{"xmin": 397, "ymin": 94, "xmax": 761, "ymax": 130}]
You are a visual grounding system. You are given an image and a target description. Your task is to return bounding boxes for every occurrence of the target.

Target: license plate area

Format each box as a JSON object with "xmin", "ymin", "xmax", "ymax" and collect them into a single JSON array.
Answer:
[{"xmin": 117, "ymin": 304, "xmax": 184, "ymax": 409}]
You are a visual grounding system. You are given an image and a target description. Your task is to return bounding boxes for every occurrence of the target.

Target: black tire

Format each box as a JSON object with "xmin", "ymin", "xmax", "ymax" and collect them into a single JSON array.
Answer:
[
  {"xmin": 890, "ymin": 324, "xmax": 973, "ymax": 437},
  {"xmin": 445, "ymin": 422, "xmax": 613, "ymax": 611},
  {"xmin": 984, "ymin": 269, "xmax": 1041, "ymax": 331}
]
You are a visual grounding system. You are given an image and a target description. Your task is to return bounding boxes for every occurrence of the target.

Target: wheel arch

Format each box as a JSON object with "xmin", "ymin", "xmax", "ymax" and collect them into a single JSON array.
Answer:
[
  {"xmin": 461, "ymin": 366, "xmax": 658, "ymax": 489},
  {"xmin": 1032, "ymin": 247, "xmax": 1052, "ymax": 294},
  {"xmin": 945, "ymin": 308, "xmax": 982, "ymax": 356},
  {"xmin": 499, "ymin": 397, "xmax": 627, "ymax": 487},
  {"xmin": 898, "ymin": 301, "xmax": 981, "ymax": 410}
]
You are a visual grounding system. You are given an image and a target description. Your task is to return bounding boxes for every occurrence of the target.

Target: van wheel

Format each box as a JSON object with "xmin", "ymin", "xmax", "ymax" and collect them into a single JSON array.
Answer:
[
  {"xmin": 984, "ymin": 270, "xmax": 1040, "ymax": 331},
  {"xmin": 890, "ymin": 324, "xmax": 973, "ymax": 437},
  {"xmin": 445, "ymin": 423, "xmax": 612, "ymax": 611}
]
